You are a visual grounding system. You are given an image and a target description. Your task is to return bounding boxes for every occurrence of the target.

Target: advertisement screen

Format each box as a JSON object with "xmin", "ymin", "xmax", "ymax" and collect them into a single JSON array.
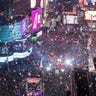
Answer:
[
  {"xmin": 79, "ymin": 0, "xmax": 96, "ymax": 6},
  {"xmin": 21, "ymin": 18, "xmax": 29, "ymax": 36},
  {"xmin": 0, "ymin": 25, "xmax": 13, "ymax": 42},
  {"xmin": 79, "ymin": 0, "xmax": 88, "ymax": 6},
  {"xmin": 32, "ymin": 8, "xmax": 42, "ymax": 33},
  {"xmin": 0, "ymin": 47, "xmax": 32, "ymax": 62},
  {"xmin": 87, "ymin": 0, "xmax": 96, "ymax": 6},
  {"xmin": 85, "ymin": 11, "xmax": 96, "ymax": 21},
  {"xmin": 12, "ymin": 22, "xmax": 22, "ymax": 40},
  {"xmin": 27, "ymin": 78, "xmax": 41, "ymax": 83},
  {"xmin": 63, "ymin": 15, "xmax": 78, "ymax": 24},
  {"xmin": 13, "ymin": 38, "xmax": 32, "ymax": 52},
  {"xmin": 30, "ymin": 0, "xmax": 44, "ymax": 8},
  {"xmin": 0, "ymin": 22, "xmax": 22, "ymax": 43},
  {"xmin": 36, "ymin": 0, "xmax": 44, "ymax": 8},
  {"xmin": 0, "ymin": 44, "xmax": 8, "ymax": 56}
]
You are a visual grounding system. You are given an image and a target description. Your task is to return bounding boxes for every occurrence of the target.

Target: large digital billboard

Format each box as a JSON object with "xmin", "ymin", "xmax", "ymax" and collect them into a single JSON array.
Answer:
[
  {"xmin": 21, "ymin": 18, "xmax": 29, "ymax": 36},
  {"xmin": 63, "ymin": 15, "xmax": 78, "ymax": 24},
  {"xmin": 0, "ymin": 22, "xmax": 22, "ymax": 43},
  {"xmin": 0, "ymin": 47, "xmax": 32, "ymax": 62},
  {"xmin": 36, "ymin": 0, "xmax": 44, "ymax": 8},
  {"xmin": 79, "ymin": 0, "xmax": 96, "ymax": 7},
  {"xmin": 79, "ymin": 0, "xmax": 88, "ymax": 6},
  {"xmin": 30, "ymin": 0, "xmax": 44, "ymax": 8},
  {"xmin": 87, "ymin": 0, "xmax": 96, "ymax": 6},
  {"xmin": 85, "ymin": 11, "xmax": 96, "ymax": 21},
  {"xmin": 11, "ymin": 22, "xmax": 22, "ymax": 40},
  {"xmin": 0, "ymin": 25, "xmax": 12, "ymax": 42},
  {"xmin": 32, "ymin": 8, "xmax": 42, "ymax": 33}
]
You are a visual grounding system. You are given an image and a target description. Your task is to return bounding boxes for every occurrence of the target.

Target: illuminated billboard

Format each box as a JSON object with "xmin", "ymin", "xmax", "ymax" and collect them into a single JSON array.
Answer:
[
  {"xmin": 36, "ymin": 0, "xmax": 44, "ymax": 8},
  {"xmin": 32, "ymin": 8, "xmax": 42, "ymax": 33},
  {"xmin": 87, "ymin": 0, "xmax": 96, "ymax": 6},
  {"xmin": 0, "ymin": 47, "xmax": 32, "ymax": 62},
  {"xmin": 0, "ymin": 22, "xmax": 22, "ymax": 43},
  {"xmin": 21, "ymin": 18, "xmax": 29, "ymax": 36},
  {"xmin": 85, "ymin": 11, "xmax": 96, "ymax": 21},
  {"xmin": 27, "ymin": 78, "xmax": 41, "ymax": 83},
  {"xmin": 79, "ymin": 0, "xmax": 88, "ymax": 6},
  {"xmin": 0, "ymin": 25, "xmax": 12, "ymax": 42},
  {"xmin": 30, "ymin": 0, "xmax": 44, "ymax": 8},
  {"xmin": 79, "ymin": 0, "xmax": 96, "ymax": 7},
  {"xmin": 63, "ymin": 15, "xmax": 78, "ymax": 24},
  {"xmin": 11, "ymin": 22, "xmax": 22, "ymax": 40}
]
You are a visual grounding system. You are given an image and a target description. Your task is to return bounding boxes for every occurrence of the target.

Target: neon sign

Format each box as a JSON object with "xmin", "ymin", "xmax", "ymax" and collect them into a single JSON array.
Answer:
[{"xmin": 32, "ymin": 8, "xmax": 42, "ymax": 33}]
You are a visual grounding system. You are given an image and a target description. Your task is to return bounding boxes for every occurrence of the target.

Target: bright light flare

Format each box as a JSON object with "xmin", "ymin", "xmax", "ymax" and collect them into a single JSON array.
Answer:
[
  {"xmin": 65, "ymin": 58, "xmax": 74, "ymax": 66},
  {"xmin": 61, "ymin": 69, "xmax": 64, "ymax": 72},
  {"xmin": 49, "ymin": 63, "xmax": 52, "ymax": 67},
  {"xmin": 46, "ymin": 66, "xmax": 51, "ymax": 71},
  {"xmin": 57, "ymin": 58, "xmax": 62, "ymax": 62},
  {"xmin": 65, "ymin": 59, "xmax": 71, "ymax": 65}
]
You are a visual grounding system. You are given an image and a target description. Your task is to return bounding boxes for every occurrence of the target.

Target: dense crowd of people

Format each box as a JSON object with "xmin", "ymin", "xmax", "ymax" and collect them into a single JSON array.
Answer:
[{"xmin": 0, "ymin": 0, "xmax": 96, "ymax": 96}]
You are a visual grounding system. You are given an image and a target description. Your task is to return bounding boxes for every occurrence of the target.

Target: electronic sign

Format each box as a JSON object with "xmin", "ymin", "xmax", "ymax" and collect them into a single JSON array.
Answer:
[
  {"xmin": 30, "ymin": 0, "xmax": 44, "ymax": 8},
  {"xmin": 32, "ymin": 8, "xmax": 42, "ymax": 33},
  {"xmin": 85, "ymin": 11, "xmax": 96, "ymax": 21},
  {"xmin": 79, "ymin": 0, "xmax": 96, "ymax": 7},
  {"xmin": 0, "ymin": 22, "xmax": 22, "ymax": 43},
  {"xmin": 63, "ymin": 15, "xmax": 78, "ymax": 24},
  {"xmin": 21, "ymin": 18, "xmax": 29, "ymax": 36}
]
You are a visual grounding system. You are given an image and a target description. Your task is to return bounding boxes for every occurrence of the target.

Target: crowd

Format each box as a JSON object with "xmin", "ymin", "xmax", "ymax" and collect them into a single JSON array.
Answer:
[{"xmin": 0, "ymin": 0, "xmax": 96, "ymax": 96}]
